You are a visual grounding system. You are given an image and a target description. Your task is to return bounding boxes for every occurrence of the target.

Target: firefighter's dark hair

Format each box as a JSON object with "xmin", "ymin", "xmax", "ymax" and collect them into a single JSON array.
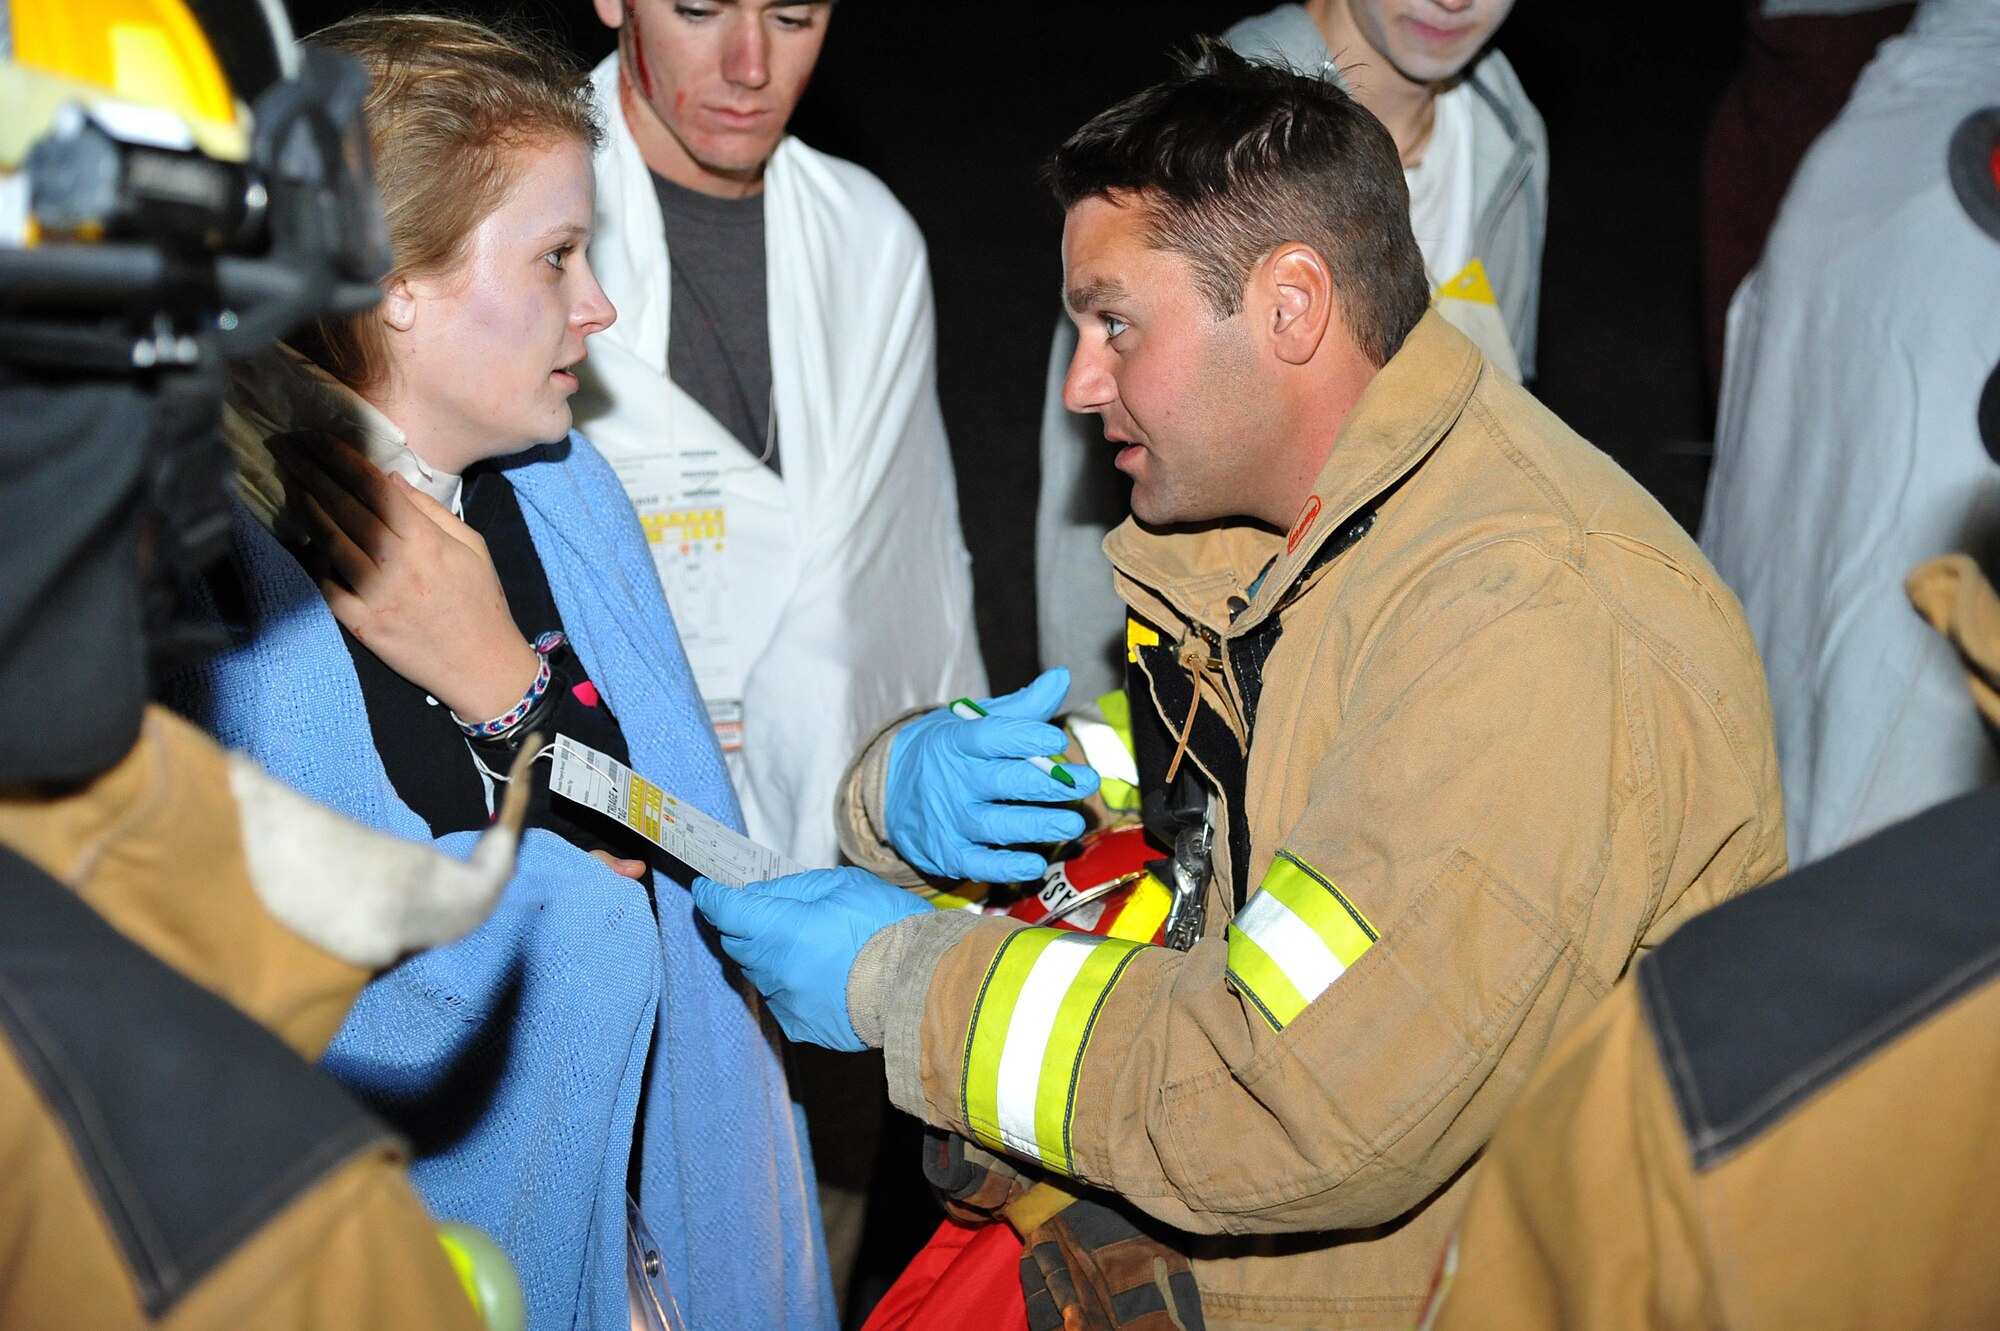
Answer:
[{"xmin": 1048, "ymin": 40, "xmax": 1430, "ymax": 366}]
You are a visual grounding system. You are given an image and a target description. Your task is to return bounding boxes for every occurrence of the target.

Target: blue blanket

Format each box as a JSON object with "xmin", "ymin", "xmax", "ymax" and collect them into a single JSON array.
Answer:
[{"xmin": 168, "ymin": 434, "xmax": 835, "ymax": 1331}]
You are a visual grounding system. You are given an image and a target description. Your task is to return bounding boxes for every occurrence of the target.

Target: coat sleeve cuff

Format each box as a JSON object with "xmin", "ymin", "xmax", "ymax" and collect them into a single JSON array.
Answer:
[
  {"xmin": 835, "ymin": 706, "xmax": 932, "ymax": 886},
  {"xmin": 847, "ymin": 908, "xmax": 984, "ymax": 1114}
]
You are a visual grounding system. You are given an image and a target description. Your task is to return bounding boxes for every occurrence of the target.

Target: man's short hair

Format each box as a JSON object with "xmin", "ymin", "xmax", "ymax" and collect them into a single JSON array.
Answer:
[{"xmin": 1049, "ymin": 42, "xmax": 1431, "ymax": 367}]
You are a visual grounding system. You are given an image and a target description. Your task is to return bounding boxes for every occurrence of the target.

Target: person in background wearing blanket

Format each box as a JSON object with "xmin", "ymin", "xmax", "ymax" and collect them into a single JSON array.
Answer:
[
  {"xmin": 576, "ymin": 0, "xmax": 985, "ymax": 870},
  {"xmin": 1037, "ymin": 0, "xmax": 1546, "ymax": 708},
  {"xmin": 1698, "ymin": 0, "xmax": 2000, "ymax": 867},
  {"xmin": 576, "ymin": 0, "xmax": 987, "ymax": 1301},
  {"xmin": 164, "ymin": 15, "xmax": 834, "ymax": 1331}
]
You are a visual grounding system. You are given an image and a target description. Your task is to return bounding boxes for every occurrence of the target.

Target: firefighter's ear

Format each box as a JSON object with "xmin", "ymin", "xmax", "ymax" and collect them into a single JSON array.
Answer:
[{"xmin": 1261, "ymin": 243, "xmax": 1333, "ymax": 367}]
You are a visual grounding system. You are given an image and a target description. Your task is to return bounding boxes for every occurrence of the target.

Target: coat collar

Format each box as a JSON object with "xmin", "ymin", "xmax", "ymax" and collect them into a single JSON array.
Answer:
[{"xmin": 1106, "ymin": 310, "xmax": 1483, "ymax": 636}]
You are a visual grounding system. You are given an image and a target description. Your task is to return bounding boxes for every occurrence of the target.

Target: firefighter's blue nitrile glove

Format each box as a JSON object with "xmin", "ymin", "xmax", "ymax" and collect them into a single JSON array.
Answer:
[
  {"xmin": 884, "ymin": 668, "xmax": 1101, "ymax": 883},
  {"xmin": 691, "ymin": 868, "xmax": 931, "ymax": 1051}
]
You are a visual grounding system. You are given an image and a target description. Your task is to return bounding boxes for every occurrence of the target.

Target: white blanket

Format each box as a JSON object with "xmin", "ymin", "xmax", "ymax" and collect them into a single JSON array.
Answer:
[
  {"xmin": 1700, "ymin": 0, "xmax": 2000, "ymax": 866},
  {"xmin": 577, "ymin": 56, "xmax": 986, "ymax": 864}
]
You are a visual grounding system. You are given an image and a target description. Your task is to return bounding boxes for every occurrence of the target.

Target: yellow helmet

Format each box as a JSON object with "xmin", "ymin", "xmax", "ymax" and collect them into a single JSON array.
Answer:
[
  {"xmin": 0, "ymin": 0, "xmax": 388, "ymax": 363},
  {"xmin": 5, "ymin": 0, "xmax": 269, "ymax": 169}
]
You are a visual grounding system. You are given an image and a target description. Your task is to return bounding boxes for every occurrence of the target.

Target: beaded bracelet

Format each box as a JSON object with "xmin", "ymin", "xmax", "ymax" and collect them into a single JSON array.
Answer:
[{"xmin": 453, "ymin": 631, "xmax": 567, "ymax": 739}]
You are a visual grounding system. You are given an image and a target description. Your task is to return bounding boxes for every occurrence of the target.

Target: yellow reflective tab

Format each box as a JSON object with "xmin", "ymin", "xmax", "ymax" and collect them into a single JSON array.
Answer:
[
  {"xmin": 1094, "ymin": 688, "xmax": 1133, "ymax": 741},
  {"xmin": 1092, "ymin": 690, "xmax": 1140, "ymax": 811},
  {"xmin": 1225, "ymin": 923, "xmax": 1310, "ymax": 1029},
  {"xmin": 1099, "ymin": 778, "xmax": 1142, "ymax": 814},
  {"xmin": 1072, "ymin": 689, "xmax": 1141, "ymax": 809},
  {"xmin": 436, "ymin": 1222, "xmax": 525, "ymax": 1331},
  {"xmin": 963, "ymin": 929, "xmax": 1061, "ymax": 1150},
  {"xmin": 1126, "ymin": 618, "xmax": 1161, "ymax": 663},
  {"xmin": 1225, "ymin": 851, "xmax": 1378, "ymax": 1030},
  {"xmin": 1034, "ymin": 936, "xmax": 1145, "ymax": 1173},
  {"xmin": 1259, "ymin": 851, "xmax": 1377, "ymax": 969},
  {"xmin": 439, "ymin": 1232, "xmax": 480, "ymax": 1311}
]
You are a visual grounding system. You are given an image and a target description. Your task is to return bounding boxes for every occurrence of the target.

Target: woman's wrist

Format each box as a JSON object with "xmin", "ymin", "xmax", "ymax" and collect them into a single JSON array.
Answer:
[{"xmin": 437, "ymin": 636, "xmax": 543, "ymax": 725}]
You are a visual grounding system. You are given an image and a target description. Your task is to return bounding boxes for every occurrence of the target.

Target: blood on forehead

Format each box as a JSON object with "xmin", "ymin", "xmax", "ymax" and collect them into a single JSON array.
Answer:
[{"xmin": 623, "ymin": 0, "xmax": 654, "ymax": 99}]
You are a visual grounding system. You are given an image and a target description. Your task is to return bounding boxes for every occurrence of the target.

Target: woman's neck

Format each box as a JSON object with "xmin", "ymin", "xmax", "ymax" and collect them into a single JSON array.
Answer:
[
  {"xmin": 346, "ymin": 379, "xmax": 468, "ymax": 512},
  {"xmin": 356, "ymin": 379, "xmax": 467, "ymax": 482}
]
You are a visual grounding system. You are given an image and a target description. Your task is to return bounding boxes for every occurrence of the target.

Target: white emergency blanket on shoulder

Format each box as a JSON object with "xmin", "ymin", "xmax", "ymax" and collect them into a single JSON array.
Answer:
[
  {"xmin": 578, "ymin": 56, "xmax": 987, "ymax": 865},
  {"xmin": 1700, "ymin": 0, "xmax": 2000, "ymax": 866}
]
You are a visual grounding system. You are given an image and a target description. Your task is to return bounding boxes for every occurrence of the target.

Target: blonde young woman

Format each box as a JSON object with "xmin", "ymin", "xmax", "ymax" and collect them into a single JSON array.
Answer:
[{"xmin": 167, "ymin": 16, "xmax": 834, "ymax": 1330}]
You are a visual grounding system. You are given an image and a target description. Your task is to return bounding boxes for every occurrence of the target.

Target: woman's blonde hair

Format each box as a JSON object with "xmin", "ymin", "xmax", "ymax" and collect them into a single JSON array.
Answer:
[{"xmin": 293, "ymin": 12, "xmax": 601, "ymax": 389}]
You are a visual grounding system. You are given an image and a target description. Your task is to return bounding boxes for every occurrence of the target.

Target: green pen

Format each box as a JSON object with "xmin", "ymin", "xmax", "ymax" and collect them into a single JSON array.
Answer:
[{"xmin": 948, "ymin": 697, "xmax": 1078, "ymax": 788}]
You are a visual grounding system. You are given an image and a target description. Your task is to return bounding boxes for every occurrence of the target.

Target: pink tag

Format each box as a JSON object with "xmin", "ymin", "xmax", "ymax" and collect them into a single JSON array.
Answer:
[{"xmin": 571, "ymin": 680, "xmax": 600, "ymax": 708}]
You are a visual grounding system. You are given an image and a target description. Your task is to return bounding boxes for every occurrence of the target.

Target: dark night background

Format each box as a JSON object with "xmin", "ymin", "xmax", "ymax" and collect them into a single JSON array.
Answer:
[
  {"xmin": 288, "ymin": 0, "xmax": 1748, "ymax": 695},
  {"xmin": 284, "ymin": 1, "xmax": 1750, "ymax": 1316}
]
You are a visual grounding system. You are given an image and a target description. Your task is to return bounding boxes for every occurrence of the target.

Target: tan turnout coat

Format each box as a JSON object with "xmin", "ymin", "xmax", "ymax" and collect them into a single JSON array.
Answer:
[
  {"xmin": 842, "ymin": 313, "xmax": 1788, "ymax": 1328},
  {"xmin": 1422, "ymin": 553, "xmax": 2000, "ymax": 1331},
  {"xmin": 0, "ymin": 710, "xmax": 483, "ymax": 1331}
]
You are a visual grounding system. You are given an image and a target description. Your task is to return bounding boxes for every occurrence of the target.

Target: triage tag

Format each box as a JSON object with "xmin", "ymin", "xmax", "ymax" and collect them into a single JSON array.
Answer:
[
  {"xmin": 547, "ymin": 735, "xmax": 806, "ymax": 888},
  {"xmin": 612, "ymin": 453, "xmax": 747, "ymax": 754}
]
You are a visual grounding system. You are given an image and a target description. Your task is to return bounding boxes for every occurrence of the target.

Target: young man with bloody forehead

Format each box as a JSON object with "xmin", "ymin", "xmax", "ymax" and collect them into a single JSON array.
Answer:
[
  {"xmin": 577, "ymin": 0, "xmax": 988, "ymax": 1303},
  {"xmin": 692, "ymin": 50, "xmax": 1785, "ymax": 1329},
  {"xmin": 577, "ymin": 0, "xmax": 986, "ymax": 866}
]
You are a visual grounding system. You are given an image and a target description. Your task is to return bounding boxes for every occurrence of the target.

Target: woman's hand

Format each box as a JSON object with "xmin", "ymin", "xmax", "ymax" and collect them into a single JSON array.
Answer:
[
  {"xmin": 274, "ymin": 434, "xmax": 539, "ymax": 722},
  {"xmin": 591, "ymin": 851, "xmax": 648, "ymax": 880}
]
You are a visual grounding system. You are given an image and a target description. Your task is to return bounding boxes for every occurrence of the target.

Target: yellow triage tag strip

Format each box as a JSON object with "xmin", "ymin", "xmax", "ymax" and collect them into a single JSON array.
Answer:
[
  {"xmin": 639, "ymin": 506, "xmax": 726, "ymax": 549},
  {"xmin": 547, "ymin": 735, "xmax": 805, "ymax": 888}
]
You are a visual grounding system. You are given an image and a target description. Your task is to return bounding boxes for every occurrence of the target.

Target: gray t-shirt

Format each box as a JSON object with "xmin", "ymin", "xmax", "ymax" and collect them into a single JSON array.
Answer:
[{"xmin": 650, "ymin": 172, "xmax": 778, "ymax": 472}]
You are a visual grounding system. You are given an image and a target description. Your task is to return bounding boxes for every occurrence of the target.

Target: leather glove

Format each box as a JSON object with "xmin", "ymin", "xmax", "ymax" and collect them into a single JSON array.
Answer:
[
  {"xmin": 691, "ymin": 868, "xmax": 931, "ymax": 1051},
  {"xmin": 1020, "ymin": 1195, "xmax": 1206, "ymax": 1331},
  {"xmin": 885, "ymin": 668, "xmax": 1101, "ymax": 883}
]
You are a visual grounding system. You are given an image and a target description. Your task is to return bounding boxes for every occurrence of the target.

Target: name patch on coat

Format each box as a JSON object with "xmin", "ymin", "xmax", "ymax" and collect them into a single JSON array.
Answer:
[{"xmin": 1287, "ymin": 495, "xmax": 1323, "ymax": 554}]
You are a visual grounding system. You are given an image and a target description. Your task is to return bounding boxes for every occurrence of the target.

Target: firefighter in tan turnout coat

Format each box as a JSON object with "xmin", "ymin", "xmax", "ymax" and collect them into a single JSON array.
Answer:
[
  {"xmin": 1, "ymin": 3, "xmax": 527, "ymax": 1324},
  {"xmin": 692, "ymin": 48, "xmax": 1787, "ymax": 1330},
  {"xmin": 1419, "ymin": 563, "xmax": 2000, "ymax": 1330}
]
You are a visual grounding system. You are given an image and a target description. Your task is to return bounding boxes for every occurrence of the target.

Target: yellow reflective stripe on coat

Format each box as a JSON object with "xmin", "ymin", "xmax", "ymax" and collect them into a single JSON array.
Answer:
[
  {"xmin": 962, "ymin": 929, "xmax": 1147, "ymax": 1175},
  {"xmin": 1227, "ymin": 851, "xmax": 1379, "ymax": 1030}
]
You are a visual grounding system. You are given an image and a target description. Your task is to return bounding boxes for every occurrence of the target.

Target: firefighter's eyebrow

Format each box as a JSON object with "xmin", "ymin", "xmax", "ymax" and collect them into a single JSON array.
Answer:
[{"xmin": 1066, "ymin": 278, "xmax": 1131, "ymax": 316}]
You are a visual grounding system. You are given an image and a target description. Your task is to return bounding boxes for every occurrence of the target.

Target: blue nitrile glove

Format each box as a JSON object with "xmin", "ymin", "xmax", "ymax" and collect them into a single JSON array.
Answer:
[
  {"xmin": 884, "ymin": 668, "xmax": 1101, "ymax": 883},
  {"xmin": 691, "ymin": 868, "xmax": 931, "ymax": 1051}
]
